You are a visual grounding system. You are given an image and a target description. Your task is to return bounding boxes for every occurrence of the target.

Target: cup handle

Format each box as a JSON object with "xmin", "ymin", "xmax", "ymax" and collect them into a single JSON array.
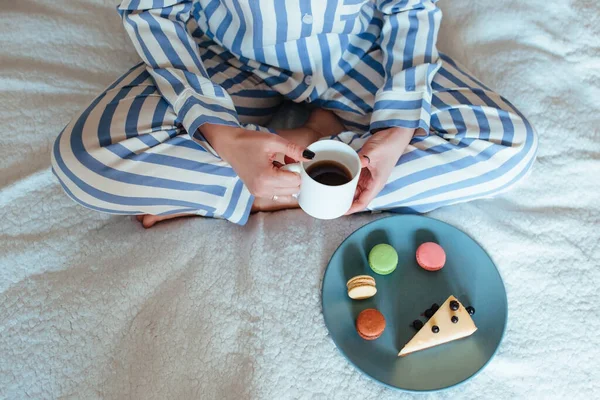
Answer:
[
  {"xmin": 280, "ymin": 162, "xmax": 302, "ymax": 174},
  {"xmin": 280, "ymin": 163, "xmax": 302, "ymax": 198}
]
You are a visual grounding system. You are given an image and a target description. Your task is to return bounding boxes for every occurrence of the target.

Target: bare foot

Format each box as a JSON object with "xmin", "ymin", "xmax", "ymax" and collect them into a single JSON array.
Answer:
[
  {"xmin": 135, "ymin": 110, "xmax": 345, "ymax": 224},
  {"xmin": 135, "ymin": 213, "xmax": 192, "ymax": 229},
  {"xmin": 277, "ymin": 109, "xmax": 345, "ymax": 149},
  {"xmin": 304, "ymin": 108, "xmax": 345, "ymax": 138}
]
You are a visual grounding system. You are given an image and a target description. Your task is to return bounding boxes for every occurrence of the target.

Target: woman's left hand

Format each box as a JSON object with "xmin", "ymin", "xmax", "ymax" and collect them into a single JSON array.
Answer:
[{"xmin": 346, "ymin": 127, "xmax": 415, "ymax": 214}]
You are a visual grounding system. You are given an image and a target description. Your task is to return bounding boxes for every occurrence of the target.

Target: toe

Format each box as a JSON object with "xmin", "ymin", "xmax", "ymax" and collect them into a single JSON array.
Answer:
[
  {"xmin": 306, "ymin": 109, "xmax": 344, "ymax": 137},
  {"xmin": 136, "ymin": 215, "xmax": 144, "ymax": 222},
  {"xmin": 141, "ymin": 215, "xmax": 158, "ymax": 229}
]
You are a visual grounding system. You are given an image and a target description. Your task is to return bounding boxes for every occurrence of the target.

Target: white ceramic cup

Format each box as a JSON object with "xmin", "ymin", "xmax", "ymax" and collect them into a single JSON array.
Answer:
[{"xmin": 282, "ymin": 140, "xmax": 361, "ymax": 219}]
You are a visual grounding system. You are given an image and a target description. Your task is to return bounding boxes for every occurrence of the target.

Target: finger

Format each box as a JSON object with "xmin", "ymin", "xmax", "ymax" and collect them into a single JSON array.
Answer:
[
  {"xmin": 357, "ymin": 150, "xmax": 371, "ymax": 168},
  {"xmin": 270, "ymin": 167, "xmax": 302, "ymax": 186},
  {"xmin": 346, "ymin": 199, "xmax": 369, "ymax": 215},
  {"xmin": 360, "ymin": 155, "xmax": 370, "ymax": 168},
  {"xmin": 351, "ymin": 183, "xmax": 364, "ymax": 202},
  {"xmin": 270, "ymin": 195, "xmax": 297, "ymax": 203},
  {"xmin": 268, "ymin": 135, "xmax": 315, "ymax": 161},
  {"xmin": 346, "ymin": 185, "xmax": 377, "ymax": 215},
  {"xmin": 273, "ymin": 186, "xmax": 301, "ymax": 196}
]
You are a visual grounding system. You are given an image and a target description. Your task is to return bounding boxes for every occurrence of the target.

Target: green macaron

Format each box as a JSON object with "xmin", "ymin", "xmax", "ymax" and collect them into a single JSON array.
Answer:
[{"xmin": 368, "ymin": 244, "xmax": 398, "ymax": 275}]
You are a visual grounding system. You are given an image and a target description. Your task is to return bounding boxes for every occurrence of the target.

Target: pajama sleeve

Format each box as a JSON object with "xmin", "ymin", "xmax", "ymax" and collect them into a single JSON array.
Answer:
[
  {"xmin": 371, "ymin": 0, "xmax": 442, "ymax": 135},
  {"xmin": 118, "ymin": 0, "xmax": 239, "ymax": 156}
]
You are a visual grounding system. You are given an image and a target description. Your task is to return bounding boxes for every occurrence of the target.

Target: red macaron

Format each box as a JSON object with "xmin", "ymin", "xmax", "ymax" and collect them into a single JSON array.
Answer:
[
  {"xmin": 416, "ymin": 242, "xmax": 446, "ymax": 271},
  {"xmin": 356, "ymin": 308, "xmax": 386, "ymax": 340}
]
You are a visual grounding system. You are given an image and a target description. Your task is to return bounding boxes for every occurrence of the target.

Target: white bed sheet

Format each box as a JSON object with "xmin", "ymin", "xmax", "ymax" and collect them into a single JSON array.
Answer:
[{"xmin": 1, "ymin": 1, "xmax": 599, "ymax": 398}]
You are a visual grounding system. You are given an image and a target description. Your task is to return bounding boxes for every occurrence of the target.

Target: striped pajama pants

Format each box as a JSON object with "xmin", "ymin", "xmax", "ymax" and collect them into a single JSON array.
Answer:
[{"xmin": 51, "ymin": 51, "xmax": 538, "ymax": 225}]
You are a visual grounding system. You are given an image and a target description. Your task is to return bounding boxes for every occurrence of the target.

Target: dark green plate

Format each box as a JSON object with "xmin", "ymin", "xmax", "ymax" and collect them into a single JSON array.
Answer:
[{"xmin": 321, "ymin": 215, "xmax": 507, "ymax": 392}]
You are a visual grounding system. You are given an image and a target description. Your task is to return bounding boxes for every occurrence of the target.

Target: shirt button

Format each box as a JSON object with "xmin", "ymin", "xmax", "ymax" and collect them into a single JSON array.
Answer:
[
  {"xmin": 304, "ymin": 75, "xmax": 313, "ymax": 85},
  {"xmin": 302, "ymin": 13, "xmax": 313, "ymax": 24}
]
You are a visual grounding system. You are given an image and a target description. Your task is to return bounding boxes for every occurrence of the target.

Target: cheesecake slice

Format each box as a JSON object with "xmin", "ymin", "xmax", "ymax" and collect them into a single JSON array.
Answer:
[{"xmin": 398, "ymin": 295, "xmax": 477, "ymax": 357}]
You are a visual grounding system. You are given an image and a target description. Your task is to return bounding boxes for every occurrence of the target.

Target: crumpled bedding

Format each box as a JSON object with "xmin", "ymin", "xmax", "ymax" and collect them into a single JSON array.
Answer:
[{"xmin": 1, "ymin": 0, "xmax": 599, "ymax": 398}]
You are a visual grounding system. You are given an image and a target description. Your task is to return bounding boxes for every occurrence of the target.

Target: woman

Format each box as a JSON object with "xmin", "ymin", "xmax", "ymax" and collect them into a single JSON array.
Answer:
[{"xmin": 51, "ymin": 0, "xmax": 537, "ymax": 228}]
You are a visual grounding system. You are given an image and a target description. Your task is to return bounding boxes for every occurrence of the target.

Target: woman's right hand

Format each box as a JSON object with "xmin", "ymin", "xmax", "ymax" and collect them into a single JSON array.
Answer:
[{"xmin": 200, "ymin": 124, "xmax": 314, "ymax": 198}]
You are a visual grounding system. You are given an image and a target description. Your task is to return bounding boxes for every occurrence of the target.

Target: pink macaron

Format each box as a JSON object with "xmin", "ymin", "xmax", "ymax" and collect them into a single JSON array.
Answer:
[{"xmin": 416, "ymin": 242, "xmax": 446, "ymax": 271}]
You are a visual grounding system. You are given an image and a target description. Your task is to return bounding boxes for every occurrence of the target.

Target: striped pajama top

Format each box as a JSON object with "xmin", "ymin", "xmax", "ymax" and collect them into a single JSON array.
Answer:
[{"xmin": 118, "ymin": 0, "xmax": 441, "ymax": 155}]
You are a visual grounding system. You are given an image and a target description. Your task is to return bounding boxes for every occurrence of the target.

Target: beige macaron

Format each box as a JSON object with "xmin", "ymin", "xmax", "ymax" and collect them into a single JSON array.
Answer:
[{"xmin": 346, "ymin": 275, "xmax": 377, "ymax": 300}]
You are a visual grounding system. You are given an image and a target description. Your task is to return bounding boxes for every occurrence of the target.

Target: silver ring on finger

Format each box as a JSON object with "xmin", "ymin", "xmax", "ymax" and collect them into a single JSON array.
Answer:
[{"xmin": 272, "ymin": 195, "xmax": 279, "ymax": 201}]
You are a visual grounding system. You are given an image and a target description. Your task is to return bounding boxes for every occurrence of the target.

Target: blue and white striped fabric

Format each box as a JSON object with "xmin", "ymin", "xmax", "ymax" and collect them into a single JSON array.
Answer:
[
  {"xmin": 51, "ymin": 0, "xmax": 538, "ymax": 225},
  {"xmin": 117, "ymin": 0, "xmax": 442, "ymax": 153}
]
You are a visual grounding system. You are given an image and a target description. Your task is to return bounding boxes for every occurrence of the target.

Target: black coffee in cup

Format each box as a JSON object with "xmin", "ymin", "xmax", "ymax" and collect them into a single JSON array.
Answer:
[{"xmin": 306, "ymin": 160, "xmax": 352, "ymax": 186}]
